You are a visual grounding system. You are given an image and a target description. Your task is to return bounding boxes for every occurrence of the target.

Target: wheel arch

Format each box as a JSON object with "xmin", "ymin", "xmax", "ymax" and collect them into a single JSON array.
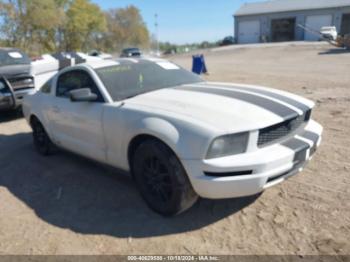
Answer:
[
  {"xmin": 127, "ymin": 134, "xmax": 182, "ymax": 174},
  {"xmin": 128, "ymin": 134, "xmax": 158, "ymax": 167},
  {"xmin": 29, "ymin": 113, "xmax": 53, "ymax": 141},
  {"xmin": 29, "ymin": 114, "xmax": 40, "ymax": 127},
  {"xmin": 126, "ymin": 116, "xmax": 180, "ymax": 160}
]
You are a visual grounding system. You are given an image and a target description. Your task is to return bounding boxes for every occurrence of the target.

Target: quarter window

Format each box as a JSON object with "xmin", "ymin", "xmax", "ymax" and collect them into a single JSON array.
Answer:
[
  {"xmin": 56, "ymin": 70, "xmax": 104, "ymax": 102},
  {"xmin": 40, "ymin": 77, "xmax": 53, "ymax": 94}
]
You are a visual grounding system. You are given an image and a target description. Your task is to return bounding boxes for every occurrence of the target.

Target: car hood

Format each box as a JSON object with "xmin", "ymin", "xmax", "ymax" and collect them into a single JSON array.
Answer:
[
  {"xmin": 0, "ymin": 64, "xmax": 32, "ymax": 79},
  {"xmin": 125, "ymin": 82, "xmax": 314, "ymax": 133}
]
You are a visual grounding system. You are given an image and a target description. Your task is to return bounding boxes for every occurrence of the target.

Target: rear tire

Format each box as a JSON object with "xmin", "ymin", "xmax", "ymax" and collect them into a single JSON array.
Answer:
[
  {"xmin": 31, "ymin": 118, "xmax": 54, "ymax": 156},
  {"xmin": 132, "ymin": 139, "xmax": 198, "ymax": 216}
]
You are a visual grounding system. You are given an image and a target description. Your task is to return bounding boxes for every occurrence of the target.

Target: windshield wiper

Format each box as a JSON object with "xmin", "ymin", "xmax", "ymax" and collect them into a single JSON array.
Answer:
[
  {"xmin": 124, "ymin": 95, "xmax": 138, "ymax": 100},
  {"xmin": 123, "ymin": 87, "xmax": 170, "ymax": 101},
  {"xmin": 124, "ymin": 92, "xmax": 146, "ymax": 100}
]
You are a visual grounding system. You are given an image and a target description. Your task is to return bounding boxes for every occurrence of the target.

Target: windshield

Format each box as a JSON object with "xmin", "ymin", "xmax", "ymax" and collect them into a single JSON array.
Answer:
[
  {"xmin": 0, "ymin": 50, "xmax": 31, "ymax": 66},
  {"xmin": 96, "ymin": 60, "xmax": 203, "ymax": 101}
]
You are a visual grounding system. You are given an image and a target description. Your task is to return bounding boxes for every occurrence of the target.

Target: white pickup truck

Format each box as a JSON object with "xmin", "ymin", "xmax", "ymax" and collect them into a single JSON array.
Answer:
[{"xmin": 0, "ymin": 48, "xmax": 35, "ymax": 111}]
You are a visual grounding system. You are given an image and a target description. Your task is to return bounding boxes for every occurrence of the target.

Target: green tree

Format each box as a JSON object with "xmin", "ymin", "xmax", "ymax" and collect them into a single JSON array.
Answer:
[
  {"xmin": 64, "ymin": 0, "xmax": 106, "ymax": 51},
  {"xmin": 104, "ymin": 5, "xmax": 150, "ymax": 51},
  {"xmin": 0, "ymin": 0, "xmax": 150, "ymax": 54},
  {"xmin": 26, "ymin": 0, "xmax": 66, "ymax": 53},
  {"xmin": 0, "ymin": 0, "xmax": 24, "ymax": 48},
  {"xmin": 0, "ymin": 0, "xmax": 66, "ymax": 54}
]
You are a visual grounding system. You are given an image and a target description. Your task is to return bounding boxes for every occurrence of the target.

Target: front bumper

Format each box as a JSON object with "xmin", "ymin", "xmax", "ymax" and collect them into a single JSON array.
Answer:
[
  {"xmin": 0, "ymin": 77, "xmax": 33, "ymax": 111},
  {"xmin": 182, "ymin": 119, "xmax": 323, "ymax": 199}
]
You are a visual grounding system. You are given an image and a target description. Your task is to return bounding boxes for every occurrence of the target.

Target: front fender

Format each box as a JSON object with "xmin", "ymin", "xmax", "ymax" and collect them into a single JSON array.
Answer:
[
  {"xmin": 125, "ymin": 116, "xmax": 212, "ymax": 161},
  {"xmin": 134, "ymin": 117, "xmax": 180, "ymax": 154},
  {"xmin": 104, "ymin": 107, "xmax": 215, "ymax": 171},
  {"xmin": 108, "ymin": 116, "xmax": 181, "ymax": 171}
]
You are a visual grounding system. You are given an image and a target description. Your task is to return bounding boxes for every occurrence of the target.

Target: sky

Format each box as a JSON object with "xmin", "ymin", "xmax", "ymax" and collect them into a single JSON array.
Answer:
[{"xmin": 92, "ymin": 0, "xmax": 264, "ymax": 44}]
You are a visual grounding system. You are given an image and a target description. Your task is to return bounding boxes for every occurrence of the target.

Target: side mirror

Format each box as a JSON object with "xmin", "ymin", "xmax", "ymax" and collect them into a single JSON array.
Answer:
[{"xmin": 69, "ymin": 88, "xmax": 97, "ymax": 102}]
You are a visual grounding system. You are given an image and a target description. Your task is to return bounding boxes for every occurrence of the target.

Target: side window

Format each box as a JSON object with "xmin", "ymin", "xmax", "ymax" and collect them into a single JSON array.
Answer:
[
  {"xmin": 56, "ymin": 70, "xmax": 104, "ymax": 102},
  {"xmin": 40, "ymin": 77, "xmax": 53, "ymax": 94}
]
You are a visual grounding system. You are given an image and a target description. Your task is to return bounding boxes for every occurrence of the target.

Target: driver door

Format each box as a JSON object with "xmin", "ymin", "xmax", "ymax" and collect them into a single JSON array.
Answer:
[{"xmin": 48, "ymin": 69, "xmax": 107, "ymax": 162}]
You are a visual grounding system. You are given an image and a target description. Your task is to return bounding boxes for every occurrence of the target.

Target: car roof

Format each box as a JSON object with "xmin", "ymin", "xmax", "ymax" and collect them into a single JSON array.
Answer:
[
  {"xmin": 78, "ymin": 57, "xmax": 169, "ymax": 70},
  {"xmin": 0, "ymin": 47, "xmax": 21, "ymax": 52}
]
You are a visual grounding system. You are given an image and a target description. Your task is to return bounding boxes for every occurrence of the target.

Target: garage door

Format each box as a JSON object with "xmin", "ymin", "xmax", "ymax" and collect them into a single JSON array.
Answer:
[
  {"xmin": 238, "ymin": 20, "xmax": 260, "ymax": 44},
  {"xmin": 305, "ymin": 15, "xmax": 333, "ymax": 41}
]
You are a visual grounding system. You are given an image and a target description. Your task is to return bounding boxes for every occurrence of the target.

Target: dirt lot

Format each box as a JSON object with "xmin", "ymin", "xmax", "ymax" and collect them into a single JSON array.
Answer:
[{"xmin": 0, "ymin": 43, "xmax": 349, "ymax": 255}]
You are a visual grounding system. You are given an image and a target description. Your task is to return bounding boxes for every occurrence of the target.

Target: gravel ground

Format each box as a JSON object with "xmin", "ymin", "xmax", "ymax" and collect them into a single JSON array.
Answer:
[{"xmin": 0, "ymin": 43, "xmax": 349, "ymax": 255}]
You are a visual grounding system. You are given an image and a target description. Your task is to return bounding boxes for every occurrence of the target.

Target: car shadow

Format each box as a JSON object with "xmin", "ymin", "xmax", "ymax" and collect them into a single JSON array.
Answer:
[
  {"xmin": 318, "ymin": 48, "xmax": 349, "ymax": 55},
  {"xmin": 0, "ymin": 132, "xmax": 259, "ymax": 238},
  {"xmin": 0, "ymin": 109, "xmax": 23, "ymax": 123}
]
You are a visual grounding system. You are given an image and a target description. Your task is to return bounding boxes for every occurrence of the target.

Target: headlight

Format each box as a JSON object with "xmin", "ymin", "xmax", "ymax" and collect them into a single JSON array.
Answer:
[
  {"xmin": 23, "ymin": 78, "xmax": 33, "ymax": 84},
  {"xmin": 206, "ymin": 132, "xmax": 249, "ymax": 159}
]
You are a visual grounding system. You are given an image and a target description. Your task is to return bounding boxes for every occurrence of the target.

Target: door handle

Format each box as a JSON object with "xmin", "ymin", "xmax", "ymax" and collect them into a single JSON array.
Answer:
[{"xmin": 52, "ymin": 106, "xmax": 61, "ymax": 113}]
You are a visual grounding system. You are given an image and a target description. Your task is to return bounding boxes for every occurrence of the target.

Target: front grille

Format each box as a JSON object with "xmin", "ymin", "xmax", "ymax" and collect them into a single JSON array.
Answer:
[
  {"xmin": 8, "ymin": 77, "xmax": 34, "ymax": 91},
  {"xmin": 258, "ymin": 110, "xmax": 311, "ymax": 147}
]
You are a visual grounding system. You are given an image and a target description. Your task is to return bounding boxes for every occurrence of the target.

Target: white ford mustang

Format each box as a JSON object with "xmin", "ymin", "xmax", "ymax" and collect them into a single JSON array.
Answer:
[{"xmin": 23, "ymin": 58, "xmax": 323, "ymax": 216}]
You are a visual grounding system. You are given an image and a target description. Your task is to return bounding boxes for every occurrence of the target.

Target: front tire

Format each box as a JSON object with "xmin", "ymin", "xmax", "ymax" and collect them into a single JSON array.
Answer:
[
  {"xmin": 132, "ymin": 139, "xmax": 198, "ymax": 216},
  {"xmin": 31, "ymin": 118, "xmax": 54, "ymax": 156}
]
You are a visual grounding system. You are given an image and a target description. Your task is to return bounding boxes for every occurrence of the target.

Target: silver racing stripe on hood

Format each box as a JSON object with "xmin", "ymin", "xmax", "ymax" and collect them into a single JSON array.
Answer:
[
  {"xmin": 174, "ymin": 85, "xmax": 299, "ymax": 120},
  {"xmin": 201, "ymin": 83, "xmax": 311, "ymax": 113}
]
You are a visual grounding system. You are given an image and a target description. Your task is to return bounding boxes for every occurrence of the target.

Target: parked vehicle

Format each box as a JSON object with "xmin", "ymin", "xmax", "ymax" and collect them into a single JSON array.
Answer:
[
  {"xmin": 320, "ymin": 26, "xmax": 338, "ymax": 41},
  {"xmin": 120, "ymin": 48, "xmax": 142, "ymax": 57},
  {"xmin": 163, "ymin": 49, "xmax": 177, "ymax": 55},
  {"xmin": 31, "ymin": 52, "xmax": 107, "ymax": 89},
  {"xmin": 88, "ymin": 50, "xmax": 113, "ymax": 60},
  {"xmin": 299, "ymin": 24, "xmax": 350, "ymax": 49},
  {"xmin": 22, "ymin": 58, "xmax": 323, "ymax": 216},
  {"xmin": 220, "ymin": 36, "xmax": 235, "ymax": 46},
  {"xmin": 0, "ymin": 48, "xmax": 34, "ymax": 111}
]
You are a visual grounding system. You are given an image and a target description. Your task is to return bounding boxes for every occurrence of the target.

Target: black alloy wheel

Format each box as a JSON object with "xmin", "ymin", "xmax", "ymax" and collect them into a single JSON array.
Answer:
[
  {"xmin": 31, "ymin": 118, "xmax": 54, "ymax": 155},
  {"xmin": 132, "ymin": 139, "xmax": 198, "ymax": 216}
]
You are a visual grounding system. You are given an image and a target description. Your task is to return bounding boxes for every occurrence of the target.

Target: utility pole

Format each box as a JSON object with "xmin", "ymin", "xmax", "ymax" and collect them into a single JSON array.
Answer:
[
  {"xmin": 155, "ymin": 13, "xmax": 159, "ymax": 55},
  {"xmin": 233, "ymin": 15, "xmax": 235, "ymax": 38}
]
